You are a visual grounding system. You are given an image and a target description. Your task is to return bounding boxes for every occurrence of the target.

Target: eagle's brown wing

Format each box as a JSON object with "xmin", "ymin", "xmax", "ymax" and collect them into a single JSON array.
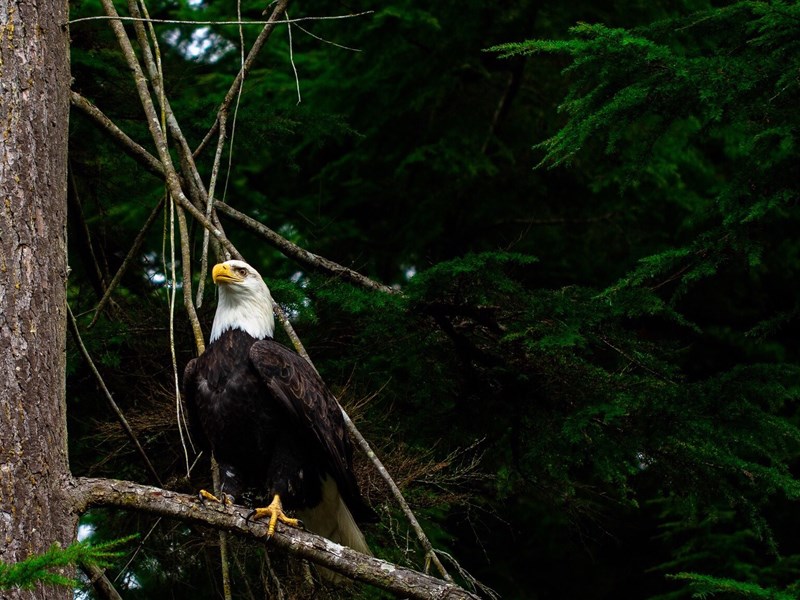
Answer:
[{"xmin": 249, "ymin": 339, "xmax": 375, "ymax": 521}]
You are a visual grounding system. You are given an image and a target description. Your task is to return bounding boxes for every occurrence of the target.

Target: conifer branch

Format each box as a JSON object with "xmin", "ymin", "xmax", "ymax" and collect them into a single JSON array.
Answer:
[
  {"xmin": 69, "ymin": 477, "xmax": 479, "ymax": 600},
  {"xmin": 0, "ymin": 538, "xmax": 132, "ymax": 592}
]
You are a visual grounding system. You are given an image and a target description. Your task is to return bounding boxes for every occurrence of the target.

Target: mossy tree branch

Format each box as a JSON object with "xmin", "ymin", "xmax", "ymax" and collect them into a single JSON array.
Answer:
[{"xmin": 68, "ymin": 477, "xmax": 480, "ymax": 600}]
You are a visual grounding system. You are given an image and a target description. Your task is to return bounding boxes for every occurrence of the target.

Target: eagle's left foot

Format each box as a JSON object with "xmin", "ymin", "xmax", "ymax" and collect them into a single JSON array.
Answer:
[
  {"xmin": 199, "ymin": 489, "xmax": 234, "ymax": 506},
  {"xmin": 247, "ymin": 494, "xmax": 301, "ymax": 537}
]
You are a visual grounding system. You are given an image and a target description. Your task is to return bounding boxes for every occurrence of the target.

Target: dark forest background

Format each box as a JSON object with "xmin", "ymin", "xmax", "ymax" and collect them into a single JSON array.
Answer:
[{"xmin": 65, "ymin": 0, "xmax": 800, "ymax": 598}]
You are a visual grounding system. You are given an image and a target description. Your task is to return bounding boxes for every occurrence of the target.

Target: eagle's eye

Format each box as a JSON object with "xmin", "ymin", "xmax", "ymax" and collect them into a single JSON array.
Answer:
[{"xmin": 237, "ymin": 267, "xmax": 248, "ymax": 277}]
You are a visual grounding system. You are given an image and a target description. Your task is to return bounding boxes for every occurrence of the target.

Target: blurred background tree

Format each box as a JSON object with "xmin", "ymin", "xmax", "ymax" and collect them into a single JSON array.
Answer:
[{"xmin": 66, "ymin": 0, "xmax": 800, "ymax": 597}]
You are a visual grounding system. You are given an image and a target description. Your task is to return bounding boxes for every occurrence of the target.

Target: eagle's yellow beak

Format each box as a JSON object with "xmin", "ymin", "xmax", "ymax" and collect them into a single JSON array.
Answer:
[{"xmin": 212, "ymin": 263, "xmax": 242, "ymax": 284}]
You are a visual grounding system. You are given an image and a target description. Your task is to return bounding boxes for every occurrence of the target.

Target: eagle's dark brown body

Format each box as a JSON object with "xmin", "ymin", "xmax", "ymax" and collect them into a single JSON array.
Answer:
[{"xmin": 183, "ymin": 328, "xmax": 375, "ymax": 524}]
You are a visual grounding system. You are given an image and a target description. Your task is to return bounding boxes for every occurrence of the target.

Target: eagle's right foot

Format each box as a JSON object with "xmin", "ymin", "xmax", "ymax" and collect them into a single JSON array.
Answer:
[
  {"xmin": 247, "ymin": 494, "xmax": 301, "ymax": 537},
  {"xmin": 199, "ymin": 489, "xmax": 233, "ymax": 506}
]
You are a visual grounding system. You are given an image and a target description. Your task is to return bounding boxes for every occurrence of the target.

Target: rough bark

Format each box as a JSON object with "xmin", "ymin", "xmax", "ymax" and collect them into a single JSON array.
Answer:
[
  {"xmin": 70, "ymin": 478, "xmax": 480, "ymax": 600},
  {"xmin": 0, "ymin": 0, "xmax": 73, "ymax": 598}
]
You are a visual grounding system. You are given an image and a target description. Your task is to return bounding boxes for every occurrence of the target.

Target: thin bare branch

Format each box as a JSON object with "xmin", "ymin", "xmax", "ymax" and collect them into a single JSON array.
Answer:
[
  {"xmin": 435, "ymin": 549, "xmax": 501, "ymax": 600},
  {"xmin": 175, "ymin": 204, "xmax": 205, "ymax": 353},
  {"xmin": 69, "ymin": 477, "xmax": 480, "ymax": 600},
  {"xmin": 214, "ymin": 201, "xmax": 397, "ymax": 295},
  {"xmin": 89, "ymin": 196, "xmax": 165, "ymax": 328},
  {"xmin": 266, "ymin": 303, "xmax": 454, "ymax": 584},
  {"xmin": 114, "ymin": 518, "xmax": 161, "ymax": 584},
  {"xmin": 170, "ymin": 200, "xmax": 201, "ymax": 530},
  {"xmin": 286, "ymin": 12, "xmax": 301, "ymax": 104},
  {"xmin": 197, "ymin": 112, "xmax": 229, "ymax": 307},
  {"xmin": 211, "ymin": 457, "xmax": 234, "ymax": 600},
  {"xmin": 194, "ymin": 0, "xmax": 291, "ymax": 158},
  {"xmin": 294, "ymin": 22, "xmax": 362, "ymax": 52},
  {"xmin": 67, "ymin": 304, "xmax": 163, "ymax": 487},
  {"xmin": 68, "ymin": 11, "xmax": 373, "ymax": 28}
]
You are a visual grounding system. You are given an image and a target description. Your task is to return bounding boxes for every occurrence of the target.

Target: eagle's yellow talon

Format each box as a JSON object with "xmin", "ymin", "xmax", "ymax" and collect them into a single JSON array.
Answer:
[
  {"xmin": 248, "ymin": 494, "xmax": 300, "ymax": 537},
  {"xmin": 199, "ymin": 489, "xmax": 232, "ymax": 505}
]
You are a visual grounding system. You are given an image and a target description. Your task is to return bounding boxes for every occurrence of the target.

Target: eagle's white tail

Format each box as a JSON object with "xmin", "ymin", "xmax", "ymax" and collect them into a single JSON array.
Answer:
[{"xmin": 299, "ymin": 475, "xmax": 371, "ymax": 557}]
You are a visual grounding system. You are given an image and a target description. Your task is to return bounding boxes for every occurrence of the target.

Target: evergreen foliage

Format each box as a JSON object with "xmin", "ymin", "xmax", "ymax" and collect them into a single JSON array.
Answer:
[
  {"xmin": 491, "ymin": 1, "xmax": 800, "ymax": 296},
  {"xmin": 0, "ymin": 537, "xmax": 133, "ymax": 591}
]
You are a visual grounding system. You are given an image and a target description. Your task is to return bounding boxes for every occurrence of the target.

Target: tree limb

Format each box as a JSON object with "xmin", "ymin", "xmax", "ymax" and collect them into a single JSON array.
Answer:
[
  {"xmin": 214, "ymin": 201, "xmax": 397, "ymax": 295},
  {"xmin": 80, "ymin": 563, "xmax": 124, "ymax": 600},
  {"xmin": 68, "ymin": 477, "xmax": 480, "ymax": 600}
]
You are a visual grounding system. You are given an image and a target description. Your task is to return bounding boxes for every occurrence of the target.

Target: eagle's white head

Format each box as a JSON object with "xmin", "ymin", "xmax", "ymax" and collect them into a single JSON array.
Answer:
[{"xmin": 209, "ymin": 260, "xmax": 275, "ymax": 343}]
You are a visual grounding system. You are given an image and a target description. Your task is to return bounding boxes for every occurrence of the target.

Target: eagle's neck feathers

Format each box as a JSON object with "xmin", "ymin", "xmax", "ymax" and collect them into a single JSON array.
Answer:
[{"xmin": 210, "ymin": 283, "xmax": 275, "ymax": 343}]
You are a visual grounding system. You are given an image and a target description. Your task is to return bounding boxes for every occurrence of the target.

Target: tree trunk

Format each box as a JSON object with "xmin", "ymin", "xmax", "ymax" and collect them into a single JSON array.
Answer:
[{"xmin": 0, "ymin": 0, "xmax": 72, "ymax": 598}]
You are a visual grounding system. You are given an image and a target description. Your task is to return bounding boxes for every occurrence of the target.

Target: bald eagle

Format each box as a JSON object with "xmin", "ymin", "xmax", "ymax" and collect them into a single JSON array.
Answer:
[{"xmin": 183, "ymin": 260, "xmax": 375, "ymax": 555}]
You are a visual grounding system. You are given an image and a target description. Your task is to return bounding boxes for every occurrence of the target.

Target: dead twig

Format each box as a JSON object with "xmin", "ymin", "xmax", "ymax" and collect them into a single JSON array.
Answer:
[
  {"xmin": 267, "ymin": 306, "xmax": 455, "ymax": 584},
  {"xmin": 215, "ymin": 201, "xmax": 397, "ymax": 295},
  {"xmin": 196, "ymin": 114, "xmax": 228, "ymax": 307},
  {"xmin": 194, "ymin": 0, "xmax": 290, "ymax": 158},
  {"xmin": 89, "ymin": 196, "xmax": 165, "ymax": 328}
]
